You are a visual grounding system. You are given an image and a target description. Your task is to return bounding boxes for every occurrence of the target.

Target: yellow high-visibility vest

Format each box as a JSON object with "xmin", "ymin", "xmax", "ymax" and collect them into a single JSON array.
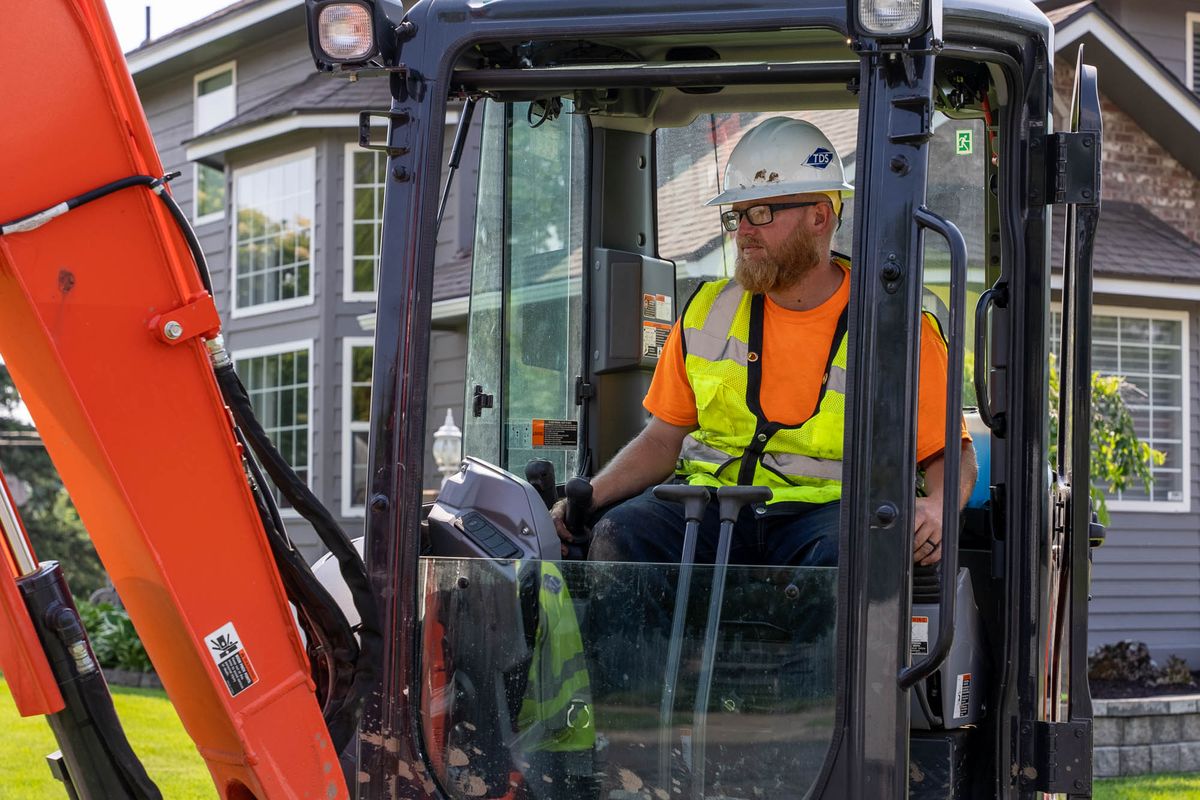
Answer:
[{"xmin": 677, "ymin": 272, "xmax": 848, "ymax": 506}]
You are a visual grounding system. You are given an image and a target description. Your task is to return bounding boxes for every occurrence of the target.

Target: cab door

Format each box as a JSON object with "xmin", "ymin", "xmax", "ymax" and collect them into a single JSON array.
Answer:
[{"xmin": 462, "ymin": 101, "xmax": 588, "ymax": 479}]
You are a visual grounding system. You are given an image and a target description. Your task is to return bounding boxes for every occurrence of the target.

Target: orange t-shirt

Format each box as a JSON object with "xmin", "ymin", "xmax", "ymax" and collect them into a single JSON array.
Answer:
[{"xmin": 644, "ymin": 266, "xmax": 968, "ymax": 464}]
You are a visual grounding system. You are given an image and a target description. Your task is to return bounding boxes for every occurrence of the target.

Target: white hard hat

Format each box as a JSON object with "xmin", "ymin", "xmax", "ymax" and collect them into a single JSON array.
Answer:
[{"xmin": 706, "ymin": 117, "xmax": 854, "ymax": 206}]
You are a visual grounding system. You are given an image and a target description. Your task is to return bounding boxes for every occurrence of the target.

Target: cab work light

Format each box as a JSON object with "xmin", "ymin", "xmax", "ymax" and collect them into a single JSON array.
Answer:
[
  {"xmin": 850, "ymin": 0, "xmax": 936, "ymax": 39},
  {"xmin": 314, "ymin": 1, "xmax": 377, "ymax": 63}
]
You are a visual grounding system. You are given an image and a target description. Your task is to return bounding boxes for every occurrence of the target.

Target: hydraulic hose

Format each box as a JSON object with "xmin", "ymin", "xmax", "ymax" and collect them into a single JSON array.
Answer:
[
  {"xmin": 0, "ymin": 173, "xmax": 214, "ymax": 294},
  {"xmin": 213, "ymin": 357, "xmax": 381, "ymax": 752}
]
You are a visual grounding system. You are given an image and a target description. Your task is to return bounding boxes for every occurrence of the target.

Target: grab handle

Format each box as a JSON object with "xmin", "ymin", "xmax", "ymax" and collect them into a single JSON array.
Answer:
[
  {"xmin": 899, "ymin": 207, "xmax": 966, "ymax": 690},
  {"xmin": 973, "ymin": 281, "xmax": 1007, "ymax": 435}
]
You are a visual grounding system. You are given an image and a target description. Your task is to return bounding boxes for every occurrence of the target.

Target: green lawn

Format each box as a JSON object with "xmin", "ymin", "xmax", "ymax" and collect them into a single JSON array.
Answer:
[
  {"xmin": 1, "ymin": 677, "xmax": 216, "ymax": 799},
  {"xmin": 6, "ymin": 675, "xmax": 1200, "ymax": 799},
  {"xmin": 1094, "ymin": 772, "xmax": 1200, "ymax": 799}
]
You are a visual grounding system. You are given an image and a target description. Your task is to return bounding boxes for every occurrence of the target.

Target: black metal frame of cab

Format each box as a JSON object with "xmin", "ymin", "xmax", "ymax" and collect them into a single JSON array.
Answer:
[{"xmin": 342, "ymin": 1, "xmax": 1093, "ymax": 798}]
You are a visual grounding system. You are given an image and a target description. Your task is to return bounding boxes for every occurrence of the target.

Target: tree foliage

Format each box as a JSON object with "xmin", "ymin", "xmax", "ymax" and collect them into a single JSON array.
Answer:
[
  {"xmin": 1048, "ymin": 353, "xmax": 1163, "ymax": 525},
  {"xmin": 0, "ymin": 365, "xmax": 106, "ymax": 597}
]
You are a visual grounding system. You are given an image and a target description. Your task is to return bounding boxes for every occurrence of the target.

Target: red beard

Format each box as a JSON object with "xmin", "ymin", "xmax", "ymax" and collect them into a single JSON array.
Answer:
[{"xmin": 734, "ymin": 226, "xmax": 824, "ymax": 295}]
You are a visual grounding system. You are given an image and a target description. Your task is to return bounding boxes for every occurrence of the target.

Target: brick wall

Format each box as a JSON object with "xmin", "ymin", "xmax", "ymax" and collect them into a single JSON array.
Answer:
[{"xmin": 1055, "ymin": 58, "xmax": 1200, "ymax": 244}]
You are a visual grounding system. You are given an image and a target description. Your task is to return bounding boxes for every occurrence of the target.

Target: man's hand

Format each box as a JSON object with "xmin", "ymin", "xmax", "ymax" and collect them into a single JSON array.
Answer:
[
  {"xmin": 550, "ymin": 498, "xmax": 580, "ymax": 558},
  {"xmin": 913, "ymin": 441, "xmax": 978, "ymax": 566},
  {"xmin": 913, "ymin": 495, "xmax": 943, "ymax": 566}
]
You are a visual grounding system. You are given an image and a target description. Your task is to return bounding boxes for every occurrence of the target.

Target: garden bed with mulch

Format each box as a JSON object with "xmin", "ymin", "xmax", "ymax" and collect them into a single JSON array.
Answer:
[{"xmin": 1092, "ymin": 674, "xmax": 1200, "ymax": 700}]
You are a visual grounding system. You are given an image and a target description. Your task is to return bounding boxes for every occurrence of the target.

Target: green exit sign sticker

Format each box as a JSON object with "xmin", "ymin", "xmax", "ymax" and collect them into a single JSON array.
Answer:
[{"xmin": 956, "ymin": 130, "xmax": 974, "ymax": 155}]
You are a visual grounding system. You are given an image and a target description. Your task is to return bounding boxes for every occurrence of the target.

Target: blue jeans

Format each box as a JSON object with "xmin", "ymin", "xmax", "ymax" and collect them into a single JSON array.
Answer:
[
  {"xmin": 583, "ymin": 486, "xmax": 839, "ymax": 697},
  {"xmin": 588, "ymin": 485, "xmax": 840, "ymax": 568}
]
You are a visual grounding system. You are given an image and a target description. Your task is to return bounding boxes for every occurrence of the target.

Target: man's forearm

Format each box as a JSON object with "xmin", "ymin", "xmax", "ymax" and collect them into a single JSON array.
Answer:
[
  {"xmin": 923, "ymin": 441, "xmax": 978, "ymax": 507},
  {"xmin": 590, "ymin": 429, "xmax": 684, "ymax": 507}
]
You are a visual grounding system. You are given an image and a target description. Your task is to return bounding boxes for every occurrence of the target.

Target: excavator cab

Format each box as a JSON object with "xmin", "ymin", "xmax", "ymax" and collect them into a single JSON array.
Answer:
[
  {"xmin": 0, "ymin": 1, "xmax": 1101, "ymax": 799},
  {"xmin": 305, "ymin": 0, "xmax": 1104, "ymax": 797}
]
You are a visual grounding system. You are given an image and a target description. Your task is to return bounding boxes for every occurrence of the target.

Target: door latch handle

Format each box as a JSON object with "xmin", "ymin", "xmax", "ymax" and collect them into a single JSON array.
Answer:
[{"xmin": 472, "ymin": 385, "xmax": 494, "ymax": 418}]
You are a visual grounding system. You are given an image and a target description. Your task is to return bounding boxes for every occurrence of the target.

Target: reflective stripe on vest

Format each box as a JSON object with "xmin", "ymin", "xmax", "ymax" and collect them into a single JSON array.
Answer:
[
  {"xmin": 679, "ymin": 276, "xmax": 848, "ymax": 505},
  {"xmin": 515, "ymin": 561, "xmax": 595, "ymax": 754}
]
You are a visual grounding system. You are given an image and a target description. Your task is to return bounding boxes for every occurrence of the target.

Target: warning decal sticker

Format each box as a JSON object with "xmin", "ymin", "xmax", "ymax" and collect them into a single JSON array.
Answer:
[
  {"xmin": 911, "ymin": 616, "xmax": 929, "ymax": 655},
  {"xmin": 532, "ymin": 419, "xmax": 578, "ymax": 449},
  {"xmin": 642, "ymin": 293, "xmax": 673, "ymax": 323},
  {"xmin": 643, "ymin": 321, "xmax": 671, "ymax": 359},
  {"xmin": 953, "ymin": 673, "xmax": 972, "ymax": 719},
  {"xmin": 205, "ymin": 622, "xmax": 258, "ymax": 698}
]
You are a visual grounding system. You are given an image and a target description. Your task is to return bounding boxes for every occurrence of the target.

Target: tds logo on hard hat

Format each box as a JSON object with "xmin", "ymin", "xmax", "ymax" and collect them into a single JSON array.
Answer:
[{"xmin": 805, "ymin": 147, "xmax": 834, "ymax": 169}]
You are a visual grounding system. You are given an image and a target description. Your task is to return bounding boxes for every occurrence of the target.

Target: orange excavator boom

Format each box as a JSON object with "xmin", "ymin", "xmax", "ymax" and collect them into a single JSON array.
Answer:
[{"xmin": 0, "ymin": 2, "xmax": 351, "ymax": 798}]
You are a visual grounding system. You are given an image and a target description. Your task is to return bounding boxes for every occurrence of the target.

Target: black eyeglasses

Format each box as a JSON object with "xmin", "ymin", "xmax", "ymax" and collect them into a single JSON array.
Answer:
[{"xmin": 720, "ymin": 201, "xmax": 828, "ymax": 232}]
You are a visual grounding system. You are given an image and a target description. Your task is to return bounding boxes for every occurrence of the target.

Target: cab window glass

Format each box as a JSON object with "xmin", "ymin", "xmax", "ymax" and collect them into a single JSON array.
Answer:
[
  {"xmin": 463, "ymin": 101, "xmax": 587, "ymax": 477},
  {"xmin": 655, "ymin": 110, "xmax": 858, "ymax": 301}
]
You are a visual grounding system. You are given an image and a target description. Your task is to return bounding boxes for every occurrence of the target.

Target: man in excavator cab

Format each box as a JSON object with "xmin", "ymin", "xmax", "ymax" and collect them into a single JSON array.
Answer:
[
  {"xmin": 551, "ymin": 117, "xmax": 978, "ymax": 572},
  {"xmin": 0, "ymin": 0, "xmax": 1107, "ymax": 798}
]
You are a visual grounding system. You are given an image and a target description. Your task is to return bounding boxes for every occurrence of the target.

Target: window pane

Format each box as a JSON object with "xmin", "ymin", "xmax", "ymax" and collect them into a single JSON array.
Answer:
[
  {"xmin": 235, "ymin": 153, "xmax": 315, "ymax": 308},
  {"xmin": 353, "ymin": 259, "xmax": 375, "ymax": 293},
  {"xmin": 346, "ymin": 344, "xmax": 374, "ymax": 511},
  {"xmin": 198, "ymin": 69, "xmax": 233, "ymax": 95},
  {"xmin": 352, "ymin": 386, "xmax": 372, "ymax": 423},
  {"xmin": 352, "ymin": 431, "xmax": 370, "ymax": 506},
  {"xmin": 1092, "ymin": 342, "xmax": 1119, "ymax": 374},
  {"xmin": 352, "ymin": 346, "xmax": 374, "ymax": 382},
  {"xmin": 1151, "ymin": 319, "xmax": 1181, "ymax": 346},
  {"xmin": 1151, "ymin": 412, "xmax": 1180, "ymax": 440},
  {"xmin": 1119, "ymin": 317, "xmax": 1150, "ymax": 345},
  {"xmin": 235, "ymin": 347, "xmax": 311, "ymax": 507},
  {"xmin": 195, "ymin": 73, "xmax": 235, "ymax": 134},
  {"xmin": 1153, "ymin": 469, "xmax": 1184, "ymax": 502},
  {"xmin": 1090, "ymin": 313, "xmax": 1186, "ymax": 506},
  {"xmin": 349, "ymin": 151, "xmax": 384, "ymax": 296},
  {"xmin": 1119, "ymin": 345, "xmax": 1149, "ymax": 375},
  {"xmin": 1152, "ymin": 346, "xmax": 1182, "ymax": 375},
  {"xmin": 354, "ymin": 151, "xmax": 375, "ymax": 184},
  {"xmin": 1092, "ymin": 315, "xmax": 1119, "ymax": 340},
  {"xmin": 1151, "ymin": 377, "xmax": 1181, "ymax": 407},
  {"xmin": 196, "ymin": 164, "xmax": 225, "ymax": 219}
]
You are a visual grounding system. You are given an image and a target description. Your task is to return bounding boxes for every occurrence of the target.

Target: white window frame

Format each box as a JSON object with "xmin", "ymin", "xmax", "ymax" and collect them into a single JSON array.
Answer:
[
  {"xmin": 193, "ymin": 60, "xmax": 237, "ymax": 136},
  {"xmin": 342, "ymin": 337, "xmax": 374, "ymax": 517},
  {"xmin": 230, "ymin": 148, "xmax": 318, "ymax": 319},
  {"xmin": 1189, "ymin": 13, "xmax": 1200, "ymax": 92},
  {"xmin": 343, "ymin": 143, "xmax": 385, "ymax": 302},
  {"xmin": 232, "ymin": 339, "xmax": 315, "ymax": 518},
  {"xmin": 192, "ymin": 162, "xmax": 225, "ymax": 226},
  {"xmin": 1054, "ymin": 303, "xmax": 1191, "ymax": 513}
]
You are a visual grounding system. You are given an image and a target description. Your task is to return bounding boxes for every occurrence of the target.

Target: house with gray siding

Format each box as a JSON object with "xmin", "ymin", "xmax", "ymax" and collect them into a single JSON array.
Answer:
[
  {"xmin": 128, "ymin": 0, "xmax": 1200, "ymax": 666},
  {"xmin": 1038, "ymin": 0, "xmax": 1200, "ymax": 665},
  {"xmin": 126, "ymin": 0, "xmax": 473, "ymax": 562}
]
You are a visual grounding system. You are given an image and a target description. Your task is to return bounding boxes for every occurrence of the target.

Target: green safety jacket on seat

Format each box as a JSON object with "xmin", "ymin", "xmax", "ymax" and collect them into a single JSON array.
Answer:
[
  {"xmin": 514, "ymin": 561, "xmax": 594, "ymax": 762},
  {"xmin": 678, "ymin": 266, "xmax": 850, "ymax": 506}
]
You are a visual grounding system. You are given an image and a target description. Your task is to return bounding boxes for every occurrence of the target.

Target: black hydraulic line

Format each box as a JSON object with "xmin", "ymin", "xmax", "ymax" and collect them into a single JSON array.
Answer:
[
  {"xmin": 0, "ymin": 175, "xmax": 157, "ymax": 235},
  {"xmin": 0, "ymin": 172, "xmax": 214, "ymax": 294},
  {"xmin": 232, "ymin": 425, "xmax": 358, "ymax": 731},
  {"xmin": 214, "ymin": 363, "xmax": 381, "ymax": 753},
  {"xmin": 150, "ymin": 176, "xmax": 215, "ymax": 295},
  {"xmin": 19, "ymin": 562, "xmax": 162, "ymax": 800}
]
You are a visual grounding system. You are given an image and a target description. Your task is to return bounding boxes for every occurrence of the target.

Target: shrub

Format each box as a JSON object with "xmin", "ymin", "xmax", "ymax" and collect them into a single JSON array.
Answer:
[
  {"xmin": 1157, "ymin": 655, "xmax": 1196, "ymax": 688},
  {"xmin": 1088, "ymin": 640, "xmax": 1158, "ymax": 683},
  {"xmin": 75, "ymin": 599, "xmax": 153, "ymax": 674},
  {"xmin": 1088, "ymin": 640, "xmax": 1195, "ymax": 688}
]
